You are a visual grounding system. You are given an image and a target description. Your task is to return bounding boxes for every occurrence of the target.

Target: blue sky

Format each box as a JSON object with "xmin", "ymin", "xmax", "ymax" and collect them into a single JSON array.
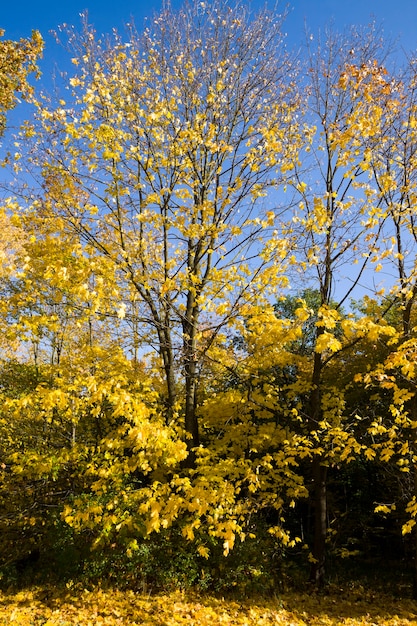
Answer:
[{"xmin": 2, "ymin": 0, "xmax": 417, "ymax": 60}]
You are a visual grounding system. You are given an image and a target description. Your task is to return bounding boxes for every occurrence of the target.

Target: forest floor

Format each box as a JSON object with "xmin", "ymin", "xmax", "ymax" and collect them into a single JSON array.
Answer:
[{"xmin": 0, "ymin": 585, "xmax": 416, "ymax": 625}]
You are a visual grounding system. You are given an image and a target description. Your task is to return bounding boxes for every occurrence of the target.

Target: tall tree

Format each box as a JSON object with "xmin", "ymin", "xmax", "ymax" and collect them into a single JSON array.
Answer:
[
  {"xmin": 22, "ymin": 2, "xmax": 299, "ymax": 461},
  {"xmin": 286, "ymin": 25, "xmax": 394, "ymax": 585},
  {"xmin": 8, "ymin": 6, "xmax": 417, "ymax": 584},
  {"xmin": 351, "ymin": 55, "xmax": 417, "ymax": 597}
]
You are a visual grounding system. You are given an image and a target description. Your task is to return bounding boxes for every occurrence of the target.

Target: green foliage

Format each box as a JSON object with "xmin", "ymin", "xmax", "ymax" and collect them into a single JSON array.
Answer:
[{"xmin": 84, "ymin": 525, "xmax": 290, "ymax": 597}]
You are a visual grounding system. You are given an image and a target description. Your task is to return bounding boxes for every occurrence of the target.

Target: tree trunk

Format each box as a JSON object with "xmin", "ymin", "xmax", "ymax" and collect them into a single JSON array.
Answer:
[
  {"xmin": 310, "ymin": 459, "xmax": 327, "ymax": 586},
  {"xmin": 182, "ymin": 292, "xmax": 200, "ymax": 467},
  {"xmin": 410, "ymin": 404, "xmax": 417, "ymax": 599},
  {"xmin": 159, "ymin": 324, "xmax": 177, "ymax": 423},
  {"xmin": 183, "ymin": 353, "xmax": 199, "ymax": 467},
  {"xmin": 402, "ymin": 301, "xmax": 417, "ymax": 599},
  {"xmin": 413, "ymin": 464, "xmax": 417, "ymax": 600},
  {"xmin": 309, "ymin": 348, "xmax": 328, "ymax": 586}
]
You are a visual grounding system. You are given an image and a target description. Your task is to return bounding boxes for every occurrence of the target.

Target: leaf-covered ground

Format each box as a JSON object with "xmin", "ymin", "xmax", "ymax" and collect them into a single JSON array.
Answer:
[{"xmin": 0, "ymin": 587, "xmax": 416, "ymax": 625}]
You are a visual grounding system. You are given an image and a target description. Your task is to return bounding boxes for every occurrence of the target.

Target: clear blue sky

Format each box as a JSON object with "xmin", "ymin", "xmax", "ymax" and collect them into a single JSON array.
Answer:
[{"xmin": 2, "ymin": 0, "xmax": 417, "ymax": 58}]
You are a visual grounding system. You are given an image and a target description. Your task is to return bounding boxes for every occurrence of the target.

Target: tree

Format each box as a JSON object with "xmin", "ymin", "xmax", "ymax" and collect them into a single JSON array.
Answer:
[
  {"xmin": 283, "ymin": 25, "xmax": 396, "ymax": 585},
  {"xmin": 6, "ymin": 5, "xmax": 417, "ymax": 589},
  {"xmin": 0, "ymin": 29, "xmax": 43, "ymax": 349},
  {"xmin": 21, "ymin": 2, "xmax": 301, "ymax": 465},
  {"xmin": 347, "ymin": 55, "xmax": 417, "ymax": 596},
  {"xmin": 0, "ymin": 1, "xmax": 305, "ymax": 562},
  {"xmin": 0, "ymin": 29, "xmax": 43, "ymax": 138}
]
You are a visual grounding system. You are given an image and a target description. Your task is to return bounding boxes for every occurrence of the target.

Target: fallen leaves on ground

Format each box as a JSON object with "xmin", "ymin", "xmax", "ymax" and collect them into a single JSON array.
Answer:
[{"xmin": 0, "ymin": 586, "xmax": 416, "ymax": 625}]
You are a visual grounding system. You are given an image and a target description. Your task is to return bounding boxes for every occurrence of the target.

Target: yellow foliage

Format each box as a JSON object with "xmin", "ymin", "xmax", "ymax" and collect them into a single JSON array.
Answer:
[
  {"xmin": 5, "ymin": 2, "xmax": 417, "ymax": 589},
  {"xmin": 1, "ymin": 587, "xmax": 416, "ymax": 625},
  {"xmin": 315, "ymin": 331, "xmax": 342, "ymax": 354},
  {"xmin": 0, "ymin": 29, "xmax": 43, "ymax": 135}
]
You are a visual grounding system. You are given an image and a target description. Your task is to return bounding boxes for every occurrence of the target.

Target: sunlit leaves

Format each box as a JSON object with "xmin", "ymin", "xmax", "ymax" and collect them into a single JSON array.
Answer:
[
  {"xmin": 6, "ymin": 4, "xmax": 417, "ymax": 587},
  {"xmin": 2, "ymin": 586, "xmax": 416, "ymax": 625},
  {"xmin": 0, "ymin": 29, "xmax": 43, "ymax": 136}
]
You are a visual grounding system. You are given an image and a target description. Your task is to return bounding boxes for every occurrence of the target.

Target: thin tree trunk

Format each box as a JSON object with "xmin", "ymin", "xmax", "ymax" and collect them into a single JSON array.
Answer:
[
  {"xmin": 408, "ymin": 396, "xmax": 417, "ymax": 598},
  {"xmin": 401, "ymin": 293, "xmax": 417, "ymax": 599},
  {"xmin": 182, "ymin": 293, "xmax": 200, "ymax": 467},
  {"xmin": 410, "ymin": 399, "xmax": 417, "ymax": 599},
  {"xmin": 183, "ymin": 354, "xmax": 199, "ymax": 467},
  {"xmin": 309, "ymin": 347, "xmax": 328, "ymax": 586},
  {"xmin": 159, "ymin": 323, "xmax": 177, "ymax": 423},
  {"xmin": 311, "ymin": 459, "xmax": 327, "ymax": 586}
]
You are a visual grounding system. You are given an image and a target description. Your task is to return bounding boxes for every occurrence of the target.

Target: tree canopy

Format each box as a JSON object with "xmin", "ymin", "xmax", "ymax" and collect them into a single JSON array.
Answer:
[{"xmin": 2, "ymin": 1, "xmax": 417, "ymax": 594}]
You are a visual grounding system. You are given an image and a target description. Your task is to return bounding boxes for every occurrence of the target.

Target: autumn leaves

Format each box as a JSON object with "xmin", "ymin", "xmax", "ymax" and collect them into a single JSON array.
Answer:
[{"xmin": 2, "ymin": 3, "xmax": 417, "ymax": 587}]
